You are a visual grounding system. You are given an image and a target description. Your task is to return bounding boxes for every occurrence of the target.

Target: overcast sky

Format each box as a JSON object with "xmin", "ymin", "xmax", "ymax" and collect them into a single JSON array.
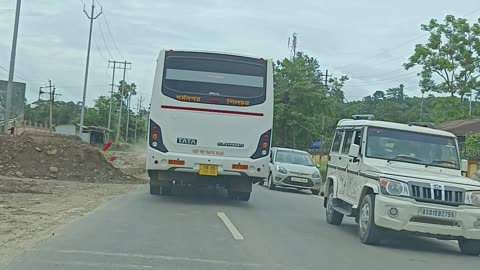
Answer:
[{"xmin": 1, "ymin": 0, "xmax": 479, "ymax": 106}]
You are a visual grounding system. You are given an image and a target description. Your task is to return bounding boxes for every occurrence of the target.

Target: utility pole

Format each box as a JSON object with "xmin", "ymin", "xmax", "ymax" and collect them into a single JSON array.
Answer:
[
  {"xmin": 79, "ymin": 0, "xmax": 102, "ymax": 136},
  {"xmin": 3, "ymin": 0, "xmax": 21, "ymax": 133},
  {"xmin": 420, "ymin": 90, "xmax": 424, "ymax": 122},
  {"xmin": 39, "ymin": 80, "xmax": 60, "ymax": 133},
  {"xmin": 134, "ymin": 95, "xmax": 145, "ymax": 143},
  {"xmin": 107, "ymin": 61, "xmax": 117, "ymax": 131},
  {"xmin": 115, "ymin": 60, "xmax": 131, "ymax": 143},
  {"xmin": 320, "ymin": 69, "xmax": 332, "ymax": 88},
  {"xmin": 125, "ymin": 92, "xmax": 131, "ymax": 141},
  {"xmin": 469, "ymin": 89, "xmax": 473, "ymax": 117},
  {"xmin": 107, "ymin": 61, "xmax": 130, "ymax": 141}
]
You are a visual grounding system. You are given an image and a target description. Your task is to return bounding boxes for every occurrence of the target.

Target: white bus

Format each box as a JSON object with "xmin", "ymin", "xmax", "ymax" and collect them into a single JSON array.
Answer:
[{"xmin": 146, "ymin": 49, "xmax": 274, "ymax": 201}]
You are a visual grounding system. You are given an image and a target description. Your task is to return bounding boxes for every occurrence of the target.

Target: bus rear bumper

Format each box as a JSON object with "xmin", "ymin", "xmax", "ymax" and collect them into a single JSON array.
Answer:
[{"xmin": 146, "ymin": 150, "xmax": 270, "ymax": 180}]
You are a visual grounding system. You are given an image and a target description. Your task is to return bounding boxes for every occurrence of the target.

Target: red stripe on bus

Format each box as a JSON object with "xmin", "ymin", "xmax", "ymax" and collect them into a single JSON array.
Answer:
[{"xmin": 161, "ymin": 105, "xmax": 264, "ymax": 117}]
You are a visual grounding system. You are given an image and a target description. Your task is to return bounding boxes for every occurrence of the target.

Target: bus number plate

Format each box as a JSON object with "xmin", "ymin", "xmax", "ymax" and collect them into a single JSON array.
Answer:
[{"xmin": 199, "ymin": 165, "xmax": 218, "ymax": 176}]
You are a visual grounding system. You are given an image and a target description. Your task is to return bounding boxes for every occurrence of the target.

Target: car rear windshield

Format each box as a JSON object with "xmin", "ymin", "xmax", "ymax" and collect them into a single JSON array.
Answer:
[
  {"xmin": 276, "ymin": 151, "xmax": 314, "ymax": 166},
  {"xmin": 162, "ymin": 51, "xmax": 267, "ymax": 106}
]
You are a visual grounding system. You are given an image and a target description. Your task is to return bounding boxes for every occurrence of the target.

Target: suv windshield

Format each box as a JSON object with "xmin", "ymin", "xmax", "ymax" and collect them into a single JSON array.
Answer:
[
  {"xmin": 366, "ymin": 127, "xmax": 460, "ymax": 169},
  {"xmin": 275, "ymin": 150, "xmax": 314, "ymax": 166}
]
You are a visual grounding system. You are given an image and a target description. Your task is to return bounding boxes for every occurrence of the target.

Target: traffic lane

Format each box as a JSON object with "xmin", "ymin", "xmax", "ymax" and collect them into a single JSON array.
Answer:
[
  {"xmin": 5, "ymin": 186, "xmax": 265, "ymax": 270},
  {"xmin": 6, "ymin": 184, "xmax": 480, "ymax": 270},
  {"xmin": 225, "ymin": 185, "xmax": 479, "ymax": 270}
]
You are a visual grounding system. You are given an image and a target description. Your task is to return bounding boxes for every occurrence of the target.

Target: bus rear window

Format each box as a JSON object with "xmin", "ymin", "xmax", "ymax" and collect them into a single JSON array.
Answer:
[{"xmin": 162, "ymin": 52, "xmax": 267, "ymax": 106}]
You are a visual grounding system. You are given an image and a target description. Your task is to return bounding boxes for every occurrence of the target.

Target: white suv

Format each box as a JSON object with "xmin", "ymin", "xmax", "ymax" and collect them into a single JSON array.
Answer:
[
  {"xmin": 262, "ymin": 147, "xmax": 322, "ymax": 195},
  {"xmin": 324, "ymin": 117, "xmax": 480, "ymax": 255}
]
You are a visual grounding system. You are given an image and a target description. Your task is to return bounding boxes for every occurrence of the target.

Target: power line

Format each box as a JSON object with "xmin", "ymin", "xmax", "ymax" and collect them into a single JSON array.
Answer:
[
  {"xmin": 96, "ymin": 19, "xmax": 115, "ymax": 60},
  {"xmin": 0, "ymin": 64, "xmax": 30, "ymax": 83},
  {"xmin": 352, "ymin": 67, "xmax": 406, "ymax": 79},
  {"xmin": 92, "ymin": 30, "xmax": 109, "ymax": 62},
  {"xmin": 95, "ymin": 0, "xmax": 124, "ymax": 60},
  {"xmin": 346, "ymin": 75, "xmax": 419, "ymax": 87},
  {"xmin": 338, "ymin": 7, "xmax": 480, "ymax": 70}
]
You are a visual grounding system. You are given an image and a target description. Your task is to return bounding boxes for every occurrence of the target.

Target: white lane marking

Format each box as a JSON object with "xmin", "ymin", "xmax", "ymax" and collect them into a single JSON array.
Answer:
[
  {"xmin": 35, "ymin": 259, "xmax": 152, "ymax": 269},
  {"xmin": 217, "ymin": 212, "xmax": 244, "ymax": 240},
  {"xmin": 38, "ymin": 249, "xmax": 262, "ymax": 268}
]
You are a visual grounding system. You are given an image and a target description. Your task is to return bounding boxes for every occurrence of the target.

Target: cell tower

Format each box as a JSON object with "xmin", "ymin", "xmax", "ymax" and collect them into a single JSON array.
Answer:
[{"xmin": 288, "ymin": 32, "xmax": 297, "ymax": 60}]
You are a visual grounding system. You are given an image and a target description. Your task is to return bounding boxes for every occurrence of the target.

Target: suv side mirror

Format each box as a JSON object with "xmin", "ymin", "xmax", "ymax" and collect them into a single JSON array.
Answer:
[
  {"xmin": 349, "ymin": 144, "xmax": 360, "ymax": 158},
  {"xmin": 461, "ymin": 159, "xmax": 468, "ymax": 173}
]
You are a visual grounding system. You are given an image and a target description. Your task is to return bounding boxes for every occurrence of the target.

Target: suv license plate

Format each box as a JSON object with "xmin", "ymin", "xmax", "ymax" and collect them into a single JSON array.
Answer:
[
  {"xmin": 291, "ymin": 177, "xmax": 308, "ymax": 183},
  {"xmin": 418, "ymin": 208, "xmax": 456, "ymax": 219}
]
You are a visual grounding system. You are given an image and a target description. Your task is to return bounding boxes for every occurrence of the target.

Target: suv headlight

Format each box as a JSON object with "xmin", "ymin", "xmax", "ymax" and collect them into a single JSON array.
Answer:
[
  {"xmin": 465, "ymin": 191, "xmax": 480, "ymax": 207},
  {"xmin": 312, "ymin": 171, "xmax": 320, "ymax": 178},
  {"xmin": 275, "ymin": 165, "xmax": 287, "ymax": 174},
  {"xmin": 380, "ymin": 178, "xmax": 410, "ymax": 197}
]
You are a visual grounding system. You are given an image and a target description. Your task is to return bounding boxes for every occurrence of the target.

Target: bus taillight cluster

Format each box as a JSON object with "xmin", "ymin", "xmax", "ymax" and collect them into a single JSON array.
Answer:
[{"xmin": 262, "ymin": 134, "xmax": 270, "ymax": 153}]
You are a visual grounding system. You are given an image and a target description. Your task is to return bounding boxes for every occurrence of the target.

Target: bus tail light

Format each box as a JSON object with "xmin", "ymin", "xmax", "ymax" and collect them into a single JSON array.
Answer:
[
  {"xmin": 232, "ymin": 164, "xmax": 248, "ymax": 170},
  {"xmin": 250, "ymin": 130, "xmax": 272, "ymax": 159},
  {"xmin": 168, "ymin": 160, "xmax": 185, "ymax": 166},
  {"xmin": 149, "ymin": 120, "xmax": 168, "ymax": 153}
]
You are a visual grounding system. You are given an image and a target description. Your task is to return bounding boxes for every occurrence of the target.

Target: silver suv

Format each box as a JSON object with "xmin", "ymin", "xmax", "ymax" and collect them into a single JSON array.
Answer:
[{"xmin": 324, "ymin": 117, "xmax": 480, "ymax": 255}]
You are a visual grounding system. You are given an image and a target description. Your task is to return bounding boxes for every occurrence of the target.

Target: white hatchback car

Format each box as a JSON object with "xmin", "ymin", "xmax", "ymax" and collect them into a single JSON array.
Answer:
[{"xmin": 261, "ymin": 147, "xmax": 322, "ymax": 195}]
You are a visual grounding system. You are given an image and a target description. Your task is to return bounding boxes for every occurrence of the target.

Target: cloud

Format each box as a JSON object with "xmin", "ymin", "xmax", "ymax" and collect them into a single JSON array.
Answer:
[{"xmin": 0, "ymin": 0, "xmax": 479, "ymax": 106}]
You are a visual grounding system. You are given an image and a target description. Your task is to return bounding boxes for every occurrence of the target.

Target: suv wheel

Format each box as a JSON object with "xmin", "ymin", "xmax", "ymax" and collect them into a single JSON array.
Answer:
[
  {"xmin": 458, "ymin": 239, "xmax": 480, "ymax": 256},
  {"xmin": 359, "ymin": 194, "xmax": 382, "ymax": 245},
  {"xmin": 258, "ymin": 180, "xmax": 264, "ymax": 186},
  {"xmin": 326, "ymin": 186, "xmax": 343, "ymax": 225},
  {"xmin": 268, "ymin": 173, "xmax": 276, "ymax": 190}
]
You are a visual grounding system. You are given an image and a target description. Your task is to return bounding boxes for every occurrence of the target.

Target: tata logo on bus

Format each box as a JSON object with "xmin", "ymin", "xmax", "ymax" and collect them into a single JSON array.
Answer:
[
  {"xmin": 177, "ymin": 137, "xmax": 197, "ymax": 145},
  {"xmin": 217, "ymin": 142, "xmax": 245, "ymax": 148}
]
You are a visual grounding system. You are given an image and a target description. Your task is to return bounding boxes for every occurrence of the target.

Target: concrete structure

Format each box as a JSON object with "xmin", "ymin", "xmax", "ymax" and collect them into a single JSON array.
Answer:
[
  {"xmin": 437, "ymin": 119, "xmax": 480, "ymax": 154},
  {"xmin": 55, "ymin": 124, "xmax": 110, "ymax": 144}
]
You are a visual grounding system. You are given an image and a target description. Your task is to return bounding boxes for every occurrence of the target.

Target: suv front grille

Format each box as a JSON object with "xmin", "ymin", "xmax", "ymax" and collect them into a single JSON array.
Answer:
[{"xmin": 410, "ymin": 183, "xmax": 464, "ymax": 206}]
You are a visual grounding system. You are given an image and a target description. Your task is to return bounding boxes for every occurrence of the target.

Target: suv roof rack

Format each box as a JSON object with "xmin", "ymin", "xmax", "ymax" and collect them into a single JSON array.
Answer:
[
  {"xmin": 408, "ymin": 122, "xmax": 435, "ymax": 128},
  {"xmin": 352, "ymin": 114, "xmax": 375, "ymax": 120}
]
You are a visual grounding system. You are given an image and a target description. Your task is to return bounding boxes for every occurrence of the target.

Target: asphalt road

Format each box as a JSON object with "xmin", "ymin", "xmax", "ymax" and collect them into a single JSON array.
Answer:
[{"xmin": 5, "ymin": 184, "xmax": 479, "ymax": 270}]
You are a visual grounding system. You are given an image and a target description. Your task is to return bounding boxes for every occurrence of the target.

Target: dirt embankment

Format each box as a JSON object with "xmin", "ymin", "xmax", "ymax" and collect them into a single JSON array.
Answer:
[
  {"xmin": 0, "ymin": 133, "xmax": 145, "ymax": 183},
  {"xmin": 0, "ymin": 133, "xmax": 148, "ymax": 267}
]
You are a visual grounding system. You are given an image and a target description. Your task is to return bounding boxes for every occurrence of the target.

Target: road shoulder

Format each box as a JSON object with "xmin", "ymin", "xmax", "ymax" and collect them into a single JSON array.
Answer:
[{"xmin": 0, "ymin": 176, "xmax": 142, "ymax": 268}]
